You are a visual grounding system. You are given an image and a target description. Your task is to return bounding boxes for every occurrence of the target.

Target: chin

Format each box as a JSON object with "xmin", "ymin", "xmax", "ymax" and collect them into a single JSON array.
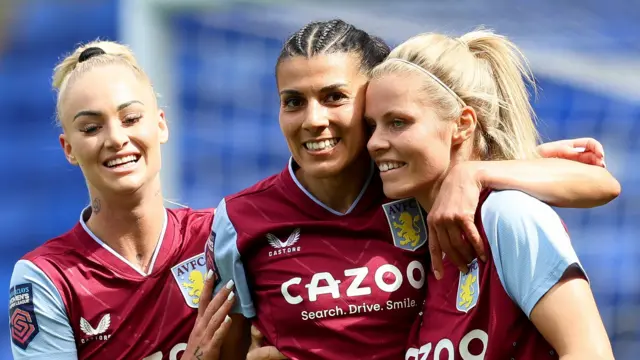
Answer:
[
  {"xmin": 382, "ymin": 181, "xmax": 419, "ymax": 200},
  {"xmin": 105, "ymin": 176, "xmax": 147, "ymax": 195},
  {"xmin": 299, "ymin": 157, "xmax": 349, "ymax": 179}
]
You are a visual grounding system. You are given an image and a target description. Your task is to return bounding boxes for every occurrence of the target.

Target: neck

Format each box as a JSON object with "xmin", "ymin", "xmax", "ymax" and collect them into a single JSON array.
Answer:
[
  {"xmin": 414, "ymin": 177, "xmax": 443, "ymax": 213},
  {"xmin": 415, "ymin": 152, "xmax": 472, "ymax": 212},
  {"xmin": 296, "ymin": 152, "xmax": 372, "ymax": 214},
  {"xmin": 85, "ymin": 179, "xmax": 165, "ymax": 273}
]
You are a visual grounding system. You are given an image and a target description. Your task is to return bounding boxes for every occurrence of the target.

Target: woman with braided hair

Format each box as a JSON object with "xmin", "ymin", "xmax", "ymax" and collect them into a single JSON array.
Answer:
[{"xmin": 209, "ymin": 19, "xmax": 619, "ymax": 360}]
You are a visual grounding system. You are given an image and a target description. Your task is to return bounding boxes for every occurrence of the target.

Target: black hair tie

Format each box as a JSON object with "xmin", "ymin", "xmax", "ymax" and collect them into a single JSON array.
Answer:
[{"xmin": 78, "ymin": 47, "xmax": 106, "ymax": 63}]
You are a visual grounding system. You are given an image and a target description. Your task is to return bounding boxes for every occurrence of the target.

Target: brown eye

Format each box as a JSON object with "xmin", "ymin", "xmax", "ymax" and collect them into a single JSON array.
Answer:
[
  {"xmin": 284, "ymin": 97, "xmax": 304, "ymax": 109},
  {"xmin": 123, "ymin": 115, "xmax": 142, "ymax": 125},
  {"xmin": 325, "ymin": 92, "xmax": 346, "ymax": 103}
]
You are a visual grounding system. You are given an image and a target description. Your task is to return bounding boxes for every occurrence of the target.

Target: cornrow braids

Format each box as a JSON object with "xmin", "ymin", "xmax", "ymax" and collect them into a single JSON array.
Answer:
[
  {"xmin": 312, "ymin": 19, "xmax": 339, "ymax": 52},
  {"xmin": 276, "ymin": 19, "xmax": 391, "ymax": 74}
]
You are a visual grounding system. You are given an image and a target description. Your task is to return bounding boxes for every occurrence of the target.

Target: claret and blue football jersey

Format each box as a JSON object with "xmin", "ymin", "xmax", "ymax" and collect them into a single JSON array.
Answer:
[{"xmin": 207, "ymin": 159, "xmax": 429, "ymax": 359}]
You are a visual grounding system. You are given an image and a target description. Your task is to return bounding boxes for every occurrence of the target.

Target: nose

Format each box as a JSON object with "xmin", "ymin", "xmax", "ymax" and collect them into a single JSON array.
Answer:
[
  {"xmin": 103, "ymin": 121, "xmax": 129, "ymax": 150},
  {"xmin": 367, "ymin": 127, "xmax": 390, "ymax": 157},
  {"xmin": 301, "ymin": 100, "xmax": 330, "ymax": 132}
]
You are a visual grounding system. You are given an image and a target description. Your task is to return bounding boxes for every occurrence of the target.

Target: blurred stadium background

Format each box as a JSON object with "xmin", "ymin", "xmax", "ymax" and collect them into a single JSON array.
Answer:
[{"xmin": 1, "ymin": 0, "xmax": 637, "ymax": 358}]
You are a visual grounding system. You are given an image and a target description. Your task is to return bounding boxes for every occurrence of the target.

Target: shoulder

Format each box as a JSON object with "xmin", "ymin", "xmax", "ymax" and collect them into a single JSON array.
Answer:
[
  {"xmin": 21, "ymin": 230, "xmax": 79, "ymax": 266},
  {"xmin": 169, "ymin": 207, "xmax": 216, "ymax": 229},
  {"xmin": 168, "ymin": 207, "xmax": 215, "ymax": 222},
  {"xmin": 168, "ymin": 207, "xmax": 216, "ymax": 251},
  {"xmin": 481, "ymin": 190, "xmax": 561, "ymax": 225},
  {"xmin": 480, "ymin": 189, "xmax": 567, "ymax": 239},
  {"xmin": 480, "ymin": 189, "xmax": 569, "ymax": 254},
  {"xmin": 225, "ymin": 172, "xmax": 282, "ymax": 205},
  {"xmin": 479, "ymin": 190, "xmax": 581, "ymax": 316},
  {"xmin": 10, "ymin": 260, "xmax": 64, "ymax": 304}
]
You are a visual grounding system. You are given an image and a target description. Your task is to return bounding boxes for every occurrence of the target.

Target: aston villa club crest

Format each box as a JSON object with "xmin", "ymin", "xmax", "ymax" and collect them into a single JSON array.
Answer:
[
  {"xmin": 457, "ymin": 259, "xmax": 480, "ymax": 313},
  {"xmin": 382, "ymin": 198, "xmax": 427, "ymax": 251},
  {"xmin": 171, "ymin": 253, "xmax": 207, "ymax": 308}
]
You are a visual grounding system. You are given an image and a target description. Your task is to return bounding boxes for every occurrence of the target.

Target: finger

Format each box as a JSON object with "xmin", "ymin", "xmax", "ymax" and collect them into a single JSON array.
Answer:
[
  {"xmin": 436, "ymin": 224, "xmax": 467, "ymax": 274},
  {"xmin": 200, "ymin": 279, "xmax": 234, "ymax": 330},
  {"xmin": 586, "ymin": 138, "xmax": 605, "ymax": 158},
  {"xmin": 447, "ymin": 225, "xmax": 474, "ymax": 267},
  {"xmin": 572, "ymin": 137, "xmax": 604, "ymax": 158},
  {"xmin": 461, "ymin": 219, "xmax": 486, "ymax": 262},
  {"xmin": 427, "ymin": 223, "xmax": 444, "ymax": 280},
  {"xmin": 577, "ymin": 152, "xmax": 603, "ymax": 167},
  {"xmin": 205, "ymin": 313, "xmax": 234, "ymax": 354},
  {"xmin": 536, "ymin": 140, "xmax": 570, "ymax": 158},
  {"xmin": 203, "ymin": 290, "xmax": 236, "ymax": 342},
  {"xmin": 248, "ymin": 325, "xmax": 265, "ymax": 352},
  {"xmin": 552, "ymin": 152, "xmax": 582, "ymax": 162},
  {"xmin": 198, "ymin": 269, "xmax": 216, "ymax": 318},
  {"xmin": 247, "ymin": 346, "xmax": 289, "ymax": 360}
]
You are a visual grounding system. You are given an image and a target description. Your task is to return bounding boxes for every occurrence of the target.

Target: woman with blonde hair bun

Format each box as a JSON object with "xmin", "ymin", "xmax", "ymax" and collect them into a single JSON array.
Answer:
[
  {"xmin": 365, "ymin": 29, "xmax": 616, "ymax": 359},
  {"xmin": 9, "ymin": 40, "xmax": 238, "ymax": 360}
]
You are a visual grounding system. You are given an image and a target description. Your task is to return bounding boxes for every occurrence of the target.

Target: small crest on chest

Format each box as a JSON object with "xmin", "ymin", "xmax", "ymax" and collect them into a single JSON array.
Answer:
[
  {"xmin": 171, "ymin": 253, "xmax": 207, "ymax": 308},
  {"xmin": 456, "ymin": 259, "xmax": 480, "ymax": 313},
  {"xmin": 382, "ymin": 198, "xmax": 427, "ymax": 251}
]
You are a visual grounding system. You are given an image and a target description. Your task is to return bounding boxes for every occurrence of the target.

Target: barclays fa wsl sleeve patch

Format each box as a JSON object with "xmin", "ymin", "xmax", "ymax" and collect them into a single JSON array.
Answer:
[
  {"xmin": 205, "ymin": 231, "xmax": 221, "ymax": 289},
  {"xmin": 9, "ymin": 283, "xmax": 40, "ymax": 350}
]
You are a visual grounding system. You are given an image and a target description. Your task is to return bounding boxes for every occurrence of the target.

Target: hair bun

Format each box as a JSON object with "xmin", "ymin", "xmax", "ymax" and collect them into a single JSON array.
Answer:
[{"xmin": 78, "ymin": 47, "xmax": 106, "ymax": 63}]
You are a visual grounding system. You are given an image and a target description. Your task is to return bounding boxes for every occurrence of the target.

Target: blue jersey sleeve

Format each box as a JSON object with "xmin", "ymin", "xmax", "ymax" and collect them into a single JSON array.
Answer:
[
  {"xmin": 9, "ymin": 260, "xmax": 78, "ymax": 359},
  {"xmin": 481, "ymin": 190, "xmax": 587, "ymax": 317},
  {"xmin": 209, "ymin": 198, "xmax": 255, "ymax": 318}
]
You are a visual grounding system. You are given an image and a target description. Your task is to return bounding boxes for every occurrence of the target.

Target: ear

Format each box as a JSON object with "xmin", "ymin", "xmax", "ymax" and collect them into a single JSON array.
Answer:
[
  {"xmin": 157, "ymin": 109, "xmax": 169, "ymax": 144},
  {"xmin": 451, "ymin": 106, "xmax": 477, "ymax": 145},
  {"xmin": 59, "ymin": 133, "xmax": 79, "ymax": 166}
]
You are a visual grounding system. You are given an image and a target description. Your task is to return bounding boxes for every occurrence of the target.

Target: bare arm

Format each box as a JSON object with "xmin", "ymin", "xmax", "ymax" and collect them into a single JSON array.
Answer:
[
  {"xmin": 473, "ymin": 158, "xmax": 620, "ymax": 208},
  {"xmin": 531, "ymin": 267, "xmax": 613, "ymax": 360},
  {"xmin": 220, "ymin": 314, "xmax": 251, "ymax": 360},
  {"xmin": 428, "ymin": 137, "xmax": 620, "ymax": 275},
  {"xmin": 428, "ymin": 155, "xmax": 620, "ymax": 275}
]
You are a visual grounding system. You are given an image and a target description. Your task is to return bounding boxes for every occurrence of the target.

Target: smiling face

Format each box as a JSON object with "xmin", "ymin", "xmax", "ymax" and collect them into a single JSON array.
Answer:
[
  {"xmin": 365, "ymin": 73, "xmax": 456, "ymax": 200},
  {"xmin": 276, "ymin": 53, "xmax": 369, "ymax": 178},
  {"xmin": 58, "ymin": 64, "xmax": 168, "ymax": 196}
]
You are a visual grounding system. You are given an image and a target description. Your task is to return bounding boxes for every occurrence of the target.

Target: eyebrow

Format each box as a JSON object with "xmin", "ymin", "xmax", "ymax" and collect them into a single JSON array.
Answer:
[
  {"xmin": 279, "ymin": 83, "xmax": 348, "ymax": 97},
  {"xmin": 73, "ymin": 100, "xmax": 144, "ymax": 121},
  {"xmin": 364, "ymin": 110, "xmax": 412, "ymax": 123}
]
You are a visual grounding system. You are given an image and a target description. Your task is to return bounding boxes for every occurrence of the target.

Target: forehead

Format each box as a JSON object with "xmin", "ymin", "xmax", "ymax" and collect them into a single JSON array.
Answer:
[
  {"xmin": 60, "ymin": 65, "xmax": 151, "ymax": 117},
  {"xmin": 365, "ymin": 74, "xmax": 424, "ymax": 119},
  {"xmin": 277, "ymin": 53, "xmax": 366, "ymax": 91}
]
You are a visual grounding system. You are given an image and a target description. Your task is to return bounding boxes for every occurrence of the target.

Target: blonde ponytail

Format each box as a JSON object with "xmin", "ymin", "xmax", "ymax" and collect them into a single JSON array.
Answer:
[
  {"xmin": 371, "ymin": 28, "xmax": 540, "ymax": 160},
  {"xmin": 460, "ymin": 30, "xmax": 539, "ymax": 160},
  {"xmin": 53, "ymin": 40, "xmax": 151, "ymax": 123}
]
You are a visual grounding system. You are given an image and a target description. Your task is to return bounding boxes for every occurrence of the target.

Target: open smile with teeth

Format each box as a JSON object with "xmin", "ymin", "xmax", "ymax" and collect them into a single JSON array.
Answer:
[
  {"xmin": 103, "ymin": 154, "xmax": 141, "ymax": 169},
  {"xmin": 304, "ymin": 138, "xmax": 340, "ymax": 151},
  {"xmin": 378, "ymin": 161, "xmax": 406, "ymax": 172}
]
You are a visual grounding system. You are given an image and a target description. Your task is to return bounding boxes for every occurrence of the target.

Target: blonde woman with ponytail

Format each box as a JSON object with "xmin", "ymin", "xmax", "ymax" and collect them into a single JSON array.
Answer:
[
  {"xmin": 366, "ymin": 30, "xmax": 615, "ymax": 359},
  {"xmin": 8, "ymin": 41, "xmax": 245, "ymax": 360}
]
